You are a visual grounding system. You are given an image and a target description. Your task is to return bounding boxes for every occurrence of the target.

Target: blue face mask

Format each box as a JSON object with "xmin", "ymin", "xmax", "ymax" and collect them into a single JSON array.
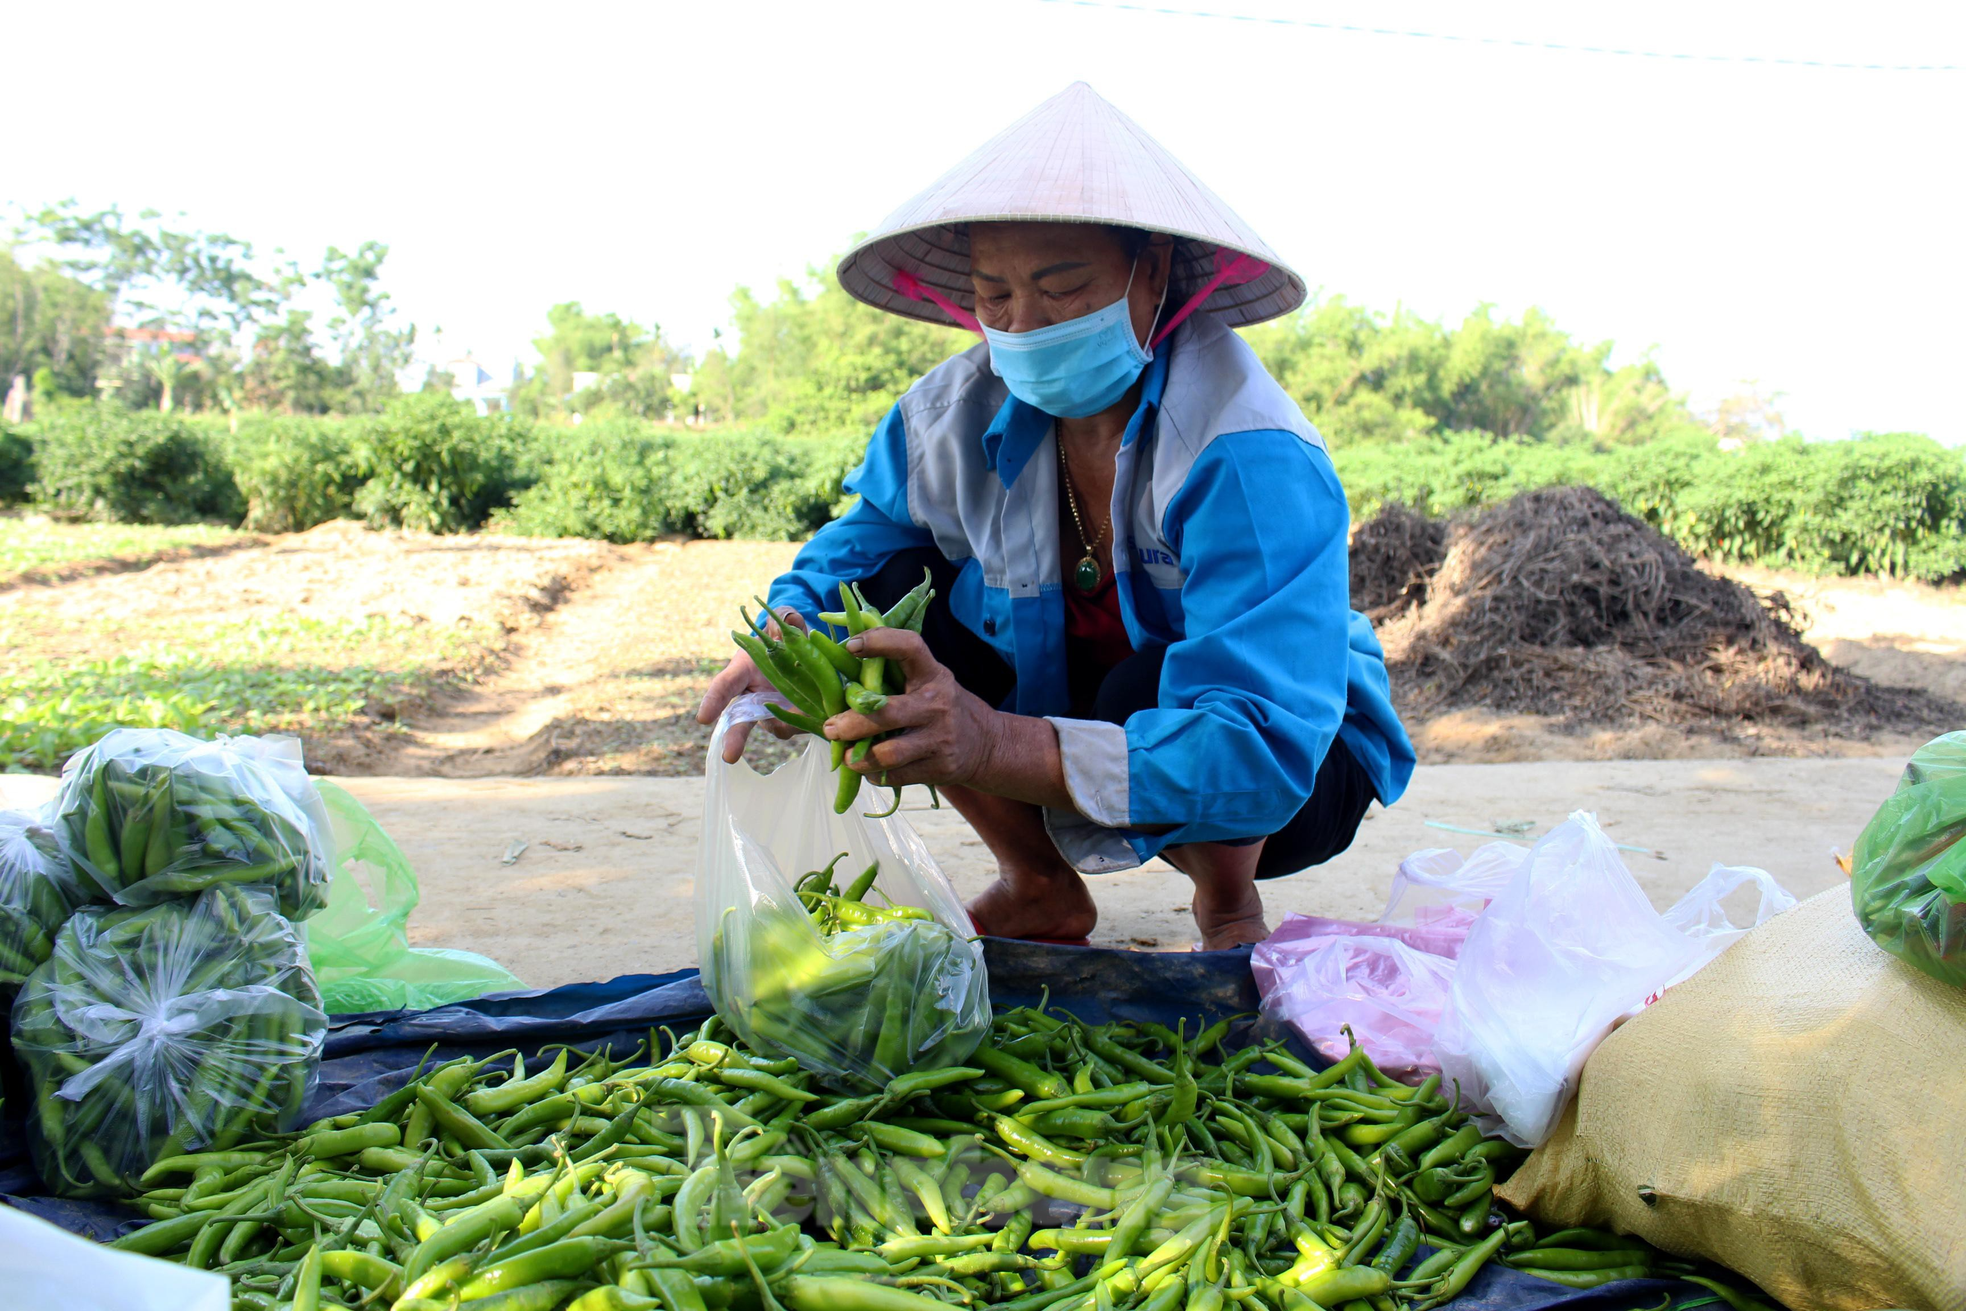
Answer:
[{"xmin": 982, "ymin": 259, "xmax": 1161, "ymax": 419}]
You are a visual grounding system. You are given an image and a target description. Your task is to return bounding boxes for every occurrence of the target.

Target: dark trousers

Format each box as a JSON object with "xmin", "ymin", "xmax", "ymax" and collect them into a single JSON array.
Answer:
[{"xmin": 858, "ymin": 549, "xmax": 1376, "ymax": 879}]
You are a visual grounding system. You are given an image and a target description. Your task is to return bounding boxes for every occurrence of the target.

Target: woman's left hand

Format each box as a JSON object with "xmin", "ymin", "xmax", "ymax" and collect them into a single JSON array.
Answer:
[{"xmin": 824, "ymin": 628, "xmax": 1001, "ymax": 787}]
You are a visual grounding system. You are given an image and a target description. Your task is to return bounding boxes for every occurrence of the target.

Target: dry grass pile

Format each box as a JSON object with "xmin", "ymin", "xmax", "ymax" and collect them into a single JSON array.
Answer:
[
  {"xmin": 1348, "ymin": 502, "xmax": 1445, "ymax": 614},
  {"xmin": 1351, "ymin": 486, "xmax": 1953, "ymax": 735}
]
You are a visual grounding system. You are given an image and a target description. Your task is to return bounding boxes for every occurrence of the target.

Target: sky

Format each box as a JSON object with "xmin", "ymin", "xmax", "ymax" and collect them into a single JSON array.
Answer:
[{"xmin": 5, "ymin": 1, "xmax": 1962, "ymax": 442}]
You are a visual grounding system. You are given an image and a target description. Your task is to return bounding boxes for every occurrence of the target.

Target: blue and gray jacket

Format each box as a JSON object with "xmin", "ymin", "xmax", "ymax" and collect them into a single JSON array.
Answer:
[{"xmin": 770, "ymin": 312, "xmax": 1415, "ymax": 872}]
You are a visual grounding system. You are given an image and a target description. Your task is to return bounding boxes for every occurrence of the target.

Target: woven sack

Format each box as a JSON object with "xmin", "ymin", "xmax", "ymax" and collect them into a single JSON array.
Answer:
[{"xmin": 1497, "ymin": 887, "xmax": 1966, "ymax": 1310}]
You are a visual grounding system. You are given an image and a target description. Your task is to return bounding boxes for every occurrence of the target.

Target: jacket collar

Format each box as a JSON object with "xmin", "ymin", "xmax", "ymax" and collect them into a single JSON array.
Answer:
[{"xmin": 979, "ymin": 330, "xmax": 1176, "ymax": 487}]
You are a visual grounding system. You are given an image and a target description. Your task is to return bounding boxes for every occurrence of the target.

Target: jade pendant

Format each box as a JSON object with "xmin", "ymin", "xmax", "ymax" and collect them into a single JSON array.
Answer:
[{"xmin": 1073, "ymin": 554, "xmax": 1101, "ymax": 593}]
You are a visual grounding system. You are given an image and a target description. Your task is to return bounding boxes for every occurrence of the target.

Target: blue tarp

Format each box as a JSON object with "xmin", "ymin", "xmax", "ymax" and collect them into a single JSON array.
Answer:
[{"xmin": 1, "ymin": 941, "xmax": 1694, "ymax": 1309}]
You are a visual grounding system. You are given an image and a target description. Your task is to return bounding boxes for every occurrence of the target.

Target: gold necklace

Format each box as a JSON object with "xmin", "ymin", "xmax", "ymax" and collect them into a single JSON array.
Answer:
[{"xmin": 1057, "ymin": 438, "xmax": 1108, "ymax": 594}]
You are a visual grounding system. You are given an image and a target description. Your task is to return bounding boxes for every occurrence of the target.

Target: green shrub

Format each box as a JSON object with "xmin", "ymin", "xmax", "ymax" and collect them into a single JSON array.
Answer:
[
  {"xmin": 350, "ymin": 395, "xmax": 538, "ymax": 533},
  {"xmin": 1334, "ymin": 430, "xmax": 1966, "ymax": 582},
  {"xmin": 494, "ymin": 423, "xmax": 862, "ymax": 542},
  {"xmin": 1636, "ymin": 433, "xmax": 1966, "ymax": 579},
  {"xmin": 0, "ymin": 426, "xmax": 31, "ymax": 503},
  {"xmin": 224, "ymin": 414, "xmax": 364, "ymax": 532},
  {"xmin": 27, "ymin": 405, "xmax": 241, "ymax": 524}
]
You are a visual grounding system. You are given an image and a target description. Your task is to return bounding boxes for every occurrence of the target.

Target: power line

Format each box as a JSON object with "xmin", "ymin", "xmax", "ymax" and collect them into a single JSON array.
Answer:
[{"xmin": 1036, "ymin": 0, "xmax": 1964, "ymax": 72}]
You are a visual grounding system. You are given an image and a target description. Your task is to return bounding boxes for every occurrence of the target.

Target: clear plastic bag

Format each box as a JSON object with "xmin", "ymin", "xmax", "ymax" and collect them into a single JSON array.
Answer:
[
  {"xmin": 1252, "ymin": 925, "xmax": 1457, "ymax": 1081},
  {"xmin": 306, "ymin": 780, "xmax": 525, "ymax": 1014},
  {"xmin": 697, "ymin": 697, "xmax": 989, "ymax": 1091},
  {"xmin": 10, "ymin": 884, "xmax": 325, "ymax": 1196},
  {"xmin": 1379, "ymin": 841, "xmax": 1528, "ymax": 931},
  {"xmin": 1434, "ymin": 812, "xmax": 1708, "ymax": 1146},
  {"xmin": 52, "ymin": 728, "xmax": 332, "ymax": 920},
  {"xmin": 1851, "ymin": 731, "xmax": 1966, "ymax": 988},
  {"xmin": 1658, "ymin": 861, "xmax": 1797, "ymax": 991},
  {"xmin": 0, "ymin": 806, "xmax": 91, "ymax": 995}
]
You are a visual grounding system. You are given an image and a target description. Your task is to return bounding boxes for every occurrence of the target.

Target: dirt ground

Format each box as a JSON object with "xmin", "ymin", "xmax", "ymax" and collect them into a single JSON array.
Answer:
[
  {"xmin": 2, "ymin": 527, "xmax": 1959, "ymax": 983},
  {"xmin": 0, "ymin": 754, "xmax": 1900, "ymax": 989},
  {"xmin": 9, "ymin": 525, "xmax": 1961, "ymax": 775}
]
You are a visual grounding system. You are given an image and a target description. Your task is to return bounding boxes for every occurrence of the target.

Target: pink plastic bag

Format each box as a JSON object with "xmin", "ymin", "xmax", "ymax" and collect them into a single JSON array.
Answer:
[{"xmin": 1252, "ymin": 919, "xmax": 1460, "ymax": 1080}]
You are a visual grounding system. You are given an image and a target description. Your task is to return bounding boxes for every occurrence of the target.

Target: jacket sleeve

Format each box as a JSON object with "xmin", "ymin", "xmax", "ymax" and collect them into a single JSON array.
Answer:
[
  {"xmin": 767, "ymin": 405, "xmax": 933, "ymax": 623},
  {"xmin": 1055, "ymin": 429, "xmax": 1353, "ymax": 864}
]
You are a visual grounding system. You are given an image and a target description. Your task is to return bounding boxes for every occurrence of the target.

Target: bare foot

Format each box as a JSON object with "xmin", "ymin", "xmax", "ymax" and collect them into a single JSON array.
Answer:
[
  {"xmin": 1195, "ymin": 910, "xmax": 1270, "ymax": 950},
  {"xmin": 967, "ymin": 867, "xmax": 1098, "ymax": 941},
  {"xmin": 1192, "ymin": 882, "xmax": 1270, "ymax": 950}
]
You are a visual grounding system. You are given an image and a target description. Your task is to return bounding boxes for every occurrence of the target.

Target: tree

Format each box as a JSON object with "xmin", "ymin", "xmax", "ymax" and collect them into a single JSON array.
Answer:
[
  {"xmin": 142, "ymin": 351, "xmax": 200, "ymax": 413},
  {"xmin": 511, "ymin": 302, "xmax": 691, "ymax": 420},
  {"xmin": 702, "ymin": 263, "xmax": 969, "ymax": 435},
  {"xmin": 15, "ymin": 202, "xmax": 413, "ymax": 416},
  {"xmin": 242, "ymin": 311, "xmax": 345, "ymax": 414},
  {"xmin": 20, "ymin": 200, "xmax": 279, "ymax": 335},
  {"xmin": 1240, "ymin": 297, "xmax": 1702, "ymax": 449},
  {"xmin": 0, "ymin": 249, "xmax": 110, "ymax": 399},
  {"xmin": 320, "ymin": 241, "xmax": 413, "ymax": 411}
]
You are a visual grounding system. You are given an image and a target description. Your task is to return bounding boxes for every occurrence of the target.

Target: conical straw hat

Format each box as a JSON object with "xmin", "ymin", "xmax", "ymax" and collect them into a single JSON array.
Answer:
[{"xmin": 838, "ymin": 82, "xmax": 1306, "ymax": 332}]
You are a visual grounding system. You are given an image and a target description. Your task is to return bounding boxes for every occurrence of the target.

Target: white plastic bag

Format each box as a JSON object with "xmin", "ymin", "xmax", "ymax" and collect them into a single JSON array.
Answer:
[
  {"xmin": 1657, "ymin": 862, "xmax": 1798, "ymax": 989},
  {"xmin": 0, "ymin": 1205, "xmax": 227, "ymax": 1311},
  {"xmin": 1379, "ymin": 841, "xmax": 1527, "ymax": 931},
  {"xmin": 1435, "ymin": 812, "xmax": 1774, "ymax": 1146},
  {"xmin": 696, "ymin": 698, "xmax": 989, "ymax": 1091}
]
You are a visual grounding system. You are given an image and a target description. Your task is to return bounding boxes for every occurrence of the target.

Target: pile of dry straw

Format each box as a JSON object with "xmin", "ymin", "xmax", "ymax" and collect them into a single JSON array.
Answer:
[{"xmin": 1349, "ymin": 486, "xmax": 1948, "ymax": 736}]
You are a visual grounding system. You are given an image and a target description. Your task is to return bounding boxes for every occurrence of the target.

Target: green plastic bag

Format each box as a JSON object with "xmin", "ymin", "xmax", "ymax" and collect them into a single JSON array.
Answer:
[
  {"xmin": 305, "ymin": 780, "xmax": 524, "ymax": 1014},
  {"xmin": 1851, "ymin": 731, "xmax": 1966, "ymax": 988}
]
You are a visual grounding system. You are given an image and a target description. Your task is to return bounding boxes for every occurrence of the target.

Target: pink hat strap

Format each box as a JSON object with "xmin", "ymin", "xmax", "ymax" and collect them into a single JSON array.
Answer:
[
  {"xmin": 893, "ymin": 269, "xmax": 983, "ymax": 335},
  {"xmin": 1150, "ymin": 249, "xmax": 1271, "ymax": 348}
]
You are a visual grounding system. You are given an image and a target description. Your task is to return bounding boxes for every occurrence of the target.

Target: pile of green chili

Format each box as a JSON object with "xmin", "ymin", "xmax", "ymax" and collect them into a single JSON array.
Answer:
[
  {"xmin": 111, "ymin": 1004, "xmax": 1777, "ymax": 1311},
  {"xmin": 731, "ymin": 573, "xmax": 935, "ymax": 817}
]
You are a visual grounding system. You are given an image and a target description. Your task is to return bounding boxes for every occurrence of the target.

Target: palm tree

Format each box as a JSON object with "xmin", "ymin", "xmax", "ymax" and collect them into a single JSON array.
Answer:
[{"xmin": 142, "ymin": 351, "xmax": 202, "ymax": 413}]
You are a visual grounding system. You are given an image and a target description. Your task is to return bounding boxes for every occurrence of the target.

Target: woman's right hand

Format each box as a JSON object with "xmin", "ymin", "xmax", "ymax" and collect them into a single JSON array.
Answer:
[{"xmin": 695, "ymin": 607, "xmax": 806, "ymax": 763}]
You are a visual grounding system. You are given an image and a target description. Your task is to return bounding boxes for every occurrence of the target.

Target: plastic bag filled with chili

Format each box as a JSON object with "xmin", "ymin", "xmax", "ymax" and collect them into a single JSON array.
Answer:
[
  {"xmin": 0, "ymin": 806, "xmax": 92, "ymax": 997},
  {"xmin": 51, "ymin": 727, "xmax": 333, "ymax": 920},
  {"xmin": 1851, "ymin": 731, "xmax": 1966, "ymax": 989},
  {"xmin": 10, "ymin": 883, "xmax": 326, "ymax": 1197},
  {"xmin": 696, "ymin": 694, "xmax": 989, "ymax": 1092}
]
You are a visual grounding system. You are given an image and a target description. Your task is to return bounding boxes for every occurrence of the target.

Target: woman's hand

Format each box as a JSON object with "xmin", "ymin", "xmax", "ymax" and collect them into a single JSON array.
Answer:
[
  {"xmin": 695, "ymin": 607, "xmax": 806, "ymax": 763},
  {"xmin": 827, "ymin": 628, "xmax": 1073, "ymax": 810}
]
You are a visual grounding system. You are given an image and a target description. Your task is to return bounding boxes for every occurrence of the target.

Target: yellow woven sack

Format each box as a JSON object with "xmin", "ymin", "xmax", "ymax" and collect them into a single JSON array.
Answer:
[{"xmin": 1498, "ymin": 887, "xmax": 1966, "ymax": 1311}]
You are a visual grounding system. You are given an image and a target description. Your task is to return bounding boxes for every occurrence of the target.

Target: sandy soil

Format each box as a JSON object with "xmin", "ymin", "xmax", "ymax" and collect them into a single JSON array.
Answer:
[
  {"xmin": 329, "ymin": 540, "xmax": 806, "ymax": 778},
  {"xmin": 1719, "ymin": 561, "xmax": 1966, "ymax": 702},
  {"xmin": 0, "ymin": 755, "xmax": 1892, "ymax": 988}
]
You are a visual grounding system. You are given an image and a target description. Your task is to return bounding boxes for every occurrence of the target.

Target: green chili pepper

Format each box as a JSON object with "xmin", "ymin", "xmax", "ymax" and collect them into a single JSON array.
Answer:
[
  {"xmin": 782, "ymin": 1275, "xmax": 956, "ymax": 1311},
  {"xmin": 1507, "ymin": 1264, "xmax": 1653, "ymax": 1289},
  {"xmin": 969, "ymin": 1045, "xmax": 1071, "ymax": 1101},
  {"xmin": 1418, "ymin": 1225, "xmax": 1508, "ymax": 1308}
]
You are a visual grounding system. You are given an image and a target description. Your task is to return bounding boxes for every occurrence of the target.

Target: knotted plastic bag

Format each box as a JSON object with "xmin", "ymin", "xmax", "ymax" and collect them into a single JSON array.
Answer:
[
  {"xmin": 53, "ymin": 728, "xmax": 332, "ymax": 920},
  {"xmin": 1851, "ymin": 731, "xmax": 1966, "ymax": 988},
  {"xmin": 697, "ymin": 697, "xmax": 989, "ymax": 1091},
  {"xmin": 1253, "ymin": 927, "xmax": 1459, "ymax": 1080},
  {"xmin": 10, "ymin": 884, "xmax": 325, "ymax": 1196},
  {"xmin": 0, "ymin": 807, "xmax": 91, "ymax": 996},
  {"xmin": 305, "ymin": 780, "xmax": 524, "ymax": 1014}
]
